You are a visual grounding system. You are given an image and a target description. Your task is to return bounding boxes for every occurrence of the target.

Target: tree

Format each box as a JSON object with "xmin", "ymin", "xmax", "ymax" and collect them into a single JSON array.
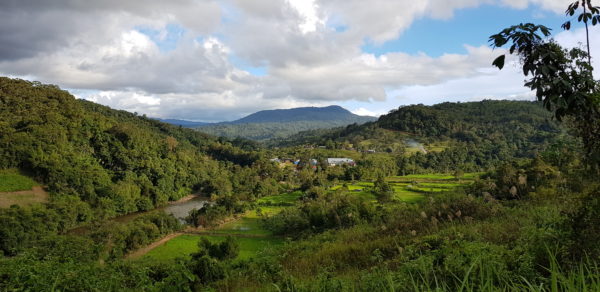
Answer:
[
  {"xmin": 562, "ymin": 0, "xmax": 600, "ymax": 65},
  {"xmin": 453, "ymin": 169, "xmax": 464, "ymax": 181},
  {"xmin": 373, "ymin": 175, "xmax": 394, "ymax": 202},
  {"xmin": 490, "ymin": 23, "xmax": 600, "ymax": 169}
]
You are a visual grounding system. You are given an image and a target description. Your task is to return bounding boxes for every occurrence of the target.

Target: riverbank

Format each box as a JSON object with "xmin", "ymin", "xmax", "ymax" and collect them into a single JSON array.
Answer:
[{"xmin": 68, "ymin": 194, "xmax": 209, "ymax": 235}]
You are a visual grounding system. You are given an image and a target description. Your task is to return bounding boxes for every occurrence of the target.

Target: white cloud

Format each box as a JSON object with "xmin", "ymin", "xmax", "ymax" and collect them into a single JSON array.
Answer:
[
  {"xmin": 0, "ymin": 0, "xmax": 584, "ymax": 121},
  {"xmin": 351, "ymin": 107, "xmax": 383, "ymax": 117},
  {"xmin": 287, "ymin": 0, "xmax": 324, "ymax": 33}
]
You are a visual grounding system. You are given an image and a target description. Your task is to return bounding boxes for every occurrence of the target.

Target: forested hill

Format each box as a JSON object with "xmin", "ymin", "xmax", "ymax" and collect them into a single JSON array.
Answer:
[
  {"xmin": 0, "ymin": 77, "xmax": 274, "ymax": 220},
  {"xmin": 376, "ymin": 100, "xmax": 557, "ymax": 137},
  {"xmin": 275, "ymin": 100, "xmax": 566, "ymax": 171},
  {"xmin": 279, "ymin": 100, "xmax": 559, "ymax": 144},
  {"xmin": 195, "ymin": 105, "xmax": 376, "ymax": 141}
]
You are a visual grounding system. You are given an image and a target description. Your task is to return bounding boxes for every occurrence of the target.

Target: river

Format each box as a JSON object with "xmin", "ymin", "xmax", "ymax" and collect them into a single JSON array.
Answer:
[{"xmin": 162, "ymin": 195, "xmax": 210, "ymax": 223}]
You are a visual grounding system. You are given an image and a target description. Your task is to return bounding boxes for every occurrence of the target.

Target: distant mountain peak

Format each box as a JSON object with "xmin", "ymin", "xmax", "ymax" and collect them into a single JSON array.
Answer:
[
  {"xmin": 232, "ymin": 105, "xmax": 372, "ymax": 124},
  {"xmin": 191, "ymin": 105, "xmax": 377, "ymax": 141}
]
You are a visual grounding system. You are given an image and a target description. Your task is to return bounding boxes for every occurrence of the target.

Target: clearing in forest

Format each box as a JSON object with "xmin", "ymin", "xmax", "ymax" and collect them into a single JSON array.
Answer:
[{"xmin": 0, "ymin": 169, "xmax": 48, "ymax": 208}]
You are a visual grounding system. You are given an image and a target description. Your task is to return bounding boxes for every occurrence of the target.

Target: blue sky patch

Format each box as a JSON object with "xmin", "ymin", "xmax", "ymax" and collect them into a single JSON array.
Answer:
[
  {"xmin": 362, "ymin": 5, "xmax": 567, "ymax": 57},
  {"xmin": 136, "ymin": 24, "xmax": 186, "ymax": 53}
]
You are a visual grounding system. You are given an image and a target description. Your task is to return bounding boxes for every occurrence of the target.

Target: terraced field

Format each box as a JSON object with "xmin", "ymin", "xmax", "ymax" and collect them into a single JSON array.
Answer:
[{"xmin": 333, "ymin": 173, "xmax": 480, "ymax": 203}]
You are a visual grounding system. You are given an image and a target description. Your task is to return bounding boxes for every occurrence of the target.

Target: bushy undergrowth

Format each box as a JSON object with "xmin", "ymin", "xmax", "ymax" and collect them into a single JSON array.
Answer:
[{"xmin": 211, "ymin": 172, "xmax": 600, "ymax": 291}]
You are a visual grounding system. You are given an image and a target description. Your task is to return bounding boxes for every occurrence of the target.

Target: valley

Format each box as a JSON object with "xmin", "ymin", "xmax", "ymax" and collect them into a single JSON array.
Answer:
[
  {"xmin": 3, "ymin": 1, "xmax": 600, "ymax": 291},
  {"xmin": 0, "ymin": 56, "xmax": 598, "ymax": 291}
]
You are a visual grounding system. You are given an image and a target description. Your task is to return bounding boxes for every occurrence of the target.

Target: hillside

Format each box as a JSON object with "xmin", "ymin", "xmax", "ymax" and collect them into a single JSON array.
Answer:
[
  {"xmin": 194, "ymin": 105, "xmax": 376, "ymax": 141},
  {"xmin": 0, "ymin": 78, "xmax": 275, "ymax": 229}
]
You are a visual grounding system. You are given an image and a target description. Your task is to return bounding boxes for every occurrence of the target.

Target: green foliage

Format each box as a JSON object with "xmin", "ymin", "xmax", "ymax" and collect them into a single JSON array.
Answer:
[
  {"xmin": 89, "ymin": 212, "xmax": 182, "ymax": 259},
  {"xmin": 193, "ymin": 236, "xmax": 240, "ymax": 261},
  {"xmin": 188, "ymin": 255, "xmax": 226, "ymax": 284},
  {"xmin": 567, "ymin": 187, "xmax": 600, "ymax": 261},
  {"xmin": 186, "ymin": 204, "xmax": 230, "ymax": 228},
  {"xmin": 373, "ymin": 175, "xmax": 394, "ymax": 202},
  {"xmin": 263, "ymin": 192, "xmax": 377, "ymax": 237},
  {"xmin": 0, "ymin": 254, "xmax": 196, "ymax": 291},
  {"xmin": 490, "ymin": 23, "xmax": 600, "ymax": 168},
  {"xmin": 0, "ymin": 77, "xmax": 271, "ymax": 215},
  {"xmin": 0, "ymin": 77, "xmax": 294, "ymax": 261},
  {"xmin": 256, "ymin": 191, "xmax": 302, "ymax": 206},
  {"xmin": 0, "ymin": 204, "xmax": 69, "ymax": 256}
]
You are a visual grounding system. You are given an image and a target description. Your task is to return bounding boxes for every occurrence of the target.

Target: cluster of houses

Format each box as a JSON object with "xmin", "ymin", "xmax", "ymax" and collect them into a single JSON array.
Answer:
[
  {"xmin": 326, "ymin": 158, "xmax": 356, "ymax": 166},
  {"xmin": 303, "ymin": 145, "xmax": 377, "ymax": 153},
  {"xmin": 269, "ymin": 157, "xmax": 356, "ymax": 169}
]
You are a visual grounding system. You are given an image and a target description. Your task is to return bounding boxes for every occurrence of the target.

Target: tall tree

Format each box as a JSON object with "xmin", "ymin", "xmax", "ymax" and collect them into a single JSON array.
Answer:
[
  {"xmin": 562, "ymin": 0, "xmax": 600, "ymax": 65},
  {"xmin": 490, "ymin": 23, "xmax": 600, "ymax": 168}
]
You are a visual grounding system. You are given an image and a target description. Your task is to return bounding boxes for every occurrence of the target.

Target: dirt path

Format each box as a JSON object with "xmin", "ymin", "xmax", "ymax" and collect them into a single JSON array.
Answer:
[
  {"xmin": 125, "ymin": 232, "xmax": 184, "ymax": 259},
  {"xmin": 0, "ymin": 186, "xmax": 48, "ymax": 208}
]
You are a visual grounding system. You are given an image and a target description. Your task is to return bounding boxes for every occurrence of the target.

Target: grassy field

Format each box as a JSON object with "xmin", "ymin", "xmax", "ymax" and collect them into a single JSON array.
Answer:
[
  {"xmin": 211, "ymin": 216, "xmax": 272, "ymax": 236},
  {"xmin": 209, "ymin": 192, "xmax": 302, "ymax": 236},
  {"xmin": 0, "ymin": 169, "xmax": 38, "ymax": 192},
  {"xmin": 142, "ymin": 234, "xmax": 284, "ymax": 261}
]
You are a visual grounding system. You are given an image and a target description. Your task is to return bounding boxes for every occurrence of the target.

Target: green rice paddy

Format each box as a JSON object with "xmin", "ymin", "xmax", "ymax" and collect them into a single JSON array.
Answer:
[{"xmin": 142, "ymin": 234, "xmax": 284, "ymax": 261}]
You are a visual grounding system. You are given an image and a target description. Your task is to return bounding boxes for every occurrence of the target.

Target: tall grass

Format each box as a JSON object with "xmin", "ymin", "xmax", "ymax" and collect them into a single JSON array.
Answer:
[
  {"xmin": 269, "ymin": 253, "xmax": 599, "ymax": 292},
  {"xmin": 404, "ymin": 253, "xmax": 600, "ymax": 292}
]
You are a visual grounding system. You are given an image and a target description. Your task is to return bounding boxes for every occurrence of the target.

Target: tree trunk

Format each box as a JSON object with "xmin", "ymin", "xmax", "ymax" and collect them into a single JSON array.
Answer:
[{"xmin": 584, "ymin": 3, "xmax": 592, "ymax": 66}]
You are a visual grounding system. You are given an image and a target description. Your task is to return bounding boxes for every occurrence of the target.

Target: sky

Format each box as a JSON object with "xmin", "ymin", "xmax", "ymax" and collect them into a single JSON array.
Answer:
[{"xmin": 1, "ymin": 0, "xmax": 599, "ymax": 121}]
